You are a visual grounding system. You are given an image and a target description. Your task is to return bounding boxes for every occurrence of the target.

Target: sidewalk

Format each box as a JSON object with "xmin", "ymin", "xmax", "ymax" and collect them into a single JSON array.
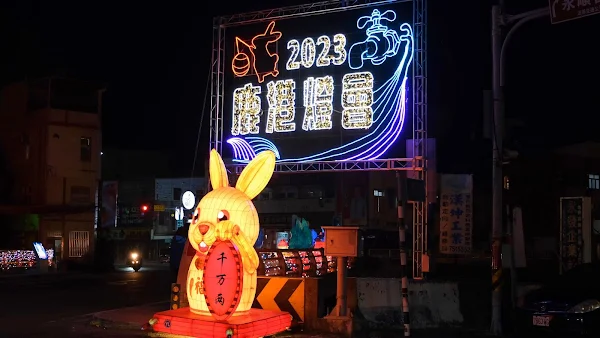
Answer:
[
  {"xmin": 91, "ymin": 304, "xmax": 489, "ymax": 338},
  {"xmin": 0, "ymin": 267, "xmax": 58, "ymax": 277},
  {"xmin": 91, "ymin": 301, "xmax": 169, "ymax": 330}
]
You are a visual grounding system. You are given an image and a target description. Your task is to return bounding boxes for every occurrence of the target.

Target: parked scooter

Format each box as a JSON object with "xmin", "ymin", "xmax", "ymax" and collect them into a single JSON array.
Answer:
[{"xmin": 128, "ymin": 251, "xmax": 142, "ymax": 272}]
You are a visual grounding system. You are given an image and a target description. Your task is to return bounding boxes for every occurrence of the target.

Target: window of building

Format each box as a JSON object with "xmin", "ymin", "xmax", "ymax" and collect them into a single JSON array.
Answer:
[
  {"xmin": 80, "ymin": 137, "xmax": 92, "ymax": 162},
  {"xmin": 173, "ymin": 188, "xmax": 182, "ymax": 201},
  {"xmin": 22, "ymin": 134, "xmax": 30, "ymax": 160},
  {"xmin": 68, "ymin": 231, "xmax": 90, "ymax": 257},
  {"xmin": 70, "ymin": 186, "xmax": 91, "ymax": 204},
  {"xmin": 588, "ymin": 174, "xmax": 600, "ymax": 190},
  {"xmin": 387, "ymin": 188, "xmax": 397, "ymax": 208},
  {"xmin": 503, "ymin": 176, "xmax": 510, "ymax": 190}
]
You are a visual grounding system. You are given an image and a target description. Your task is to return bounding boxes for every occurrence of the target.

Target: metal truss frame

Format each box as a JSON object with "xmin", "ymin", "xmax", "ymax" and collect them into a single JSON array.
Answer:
[
  {"xmin": 209, "ymin": 0, "xmax": 428, "ymax": 278},
  {"xmin": 228, "ymin": 158, "xmax": 413, "ymax": 174},
  {"xmin": 412, "ymin": 0, "xmax": 428, "ymax": 279}
]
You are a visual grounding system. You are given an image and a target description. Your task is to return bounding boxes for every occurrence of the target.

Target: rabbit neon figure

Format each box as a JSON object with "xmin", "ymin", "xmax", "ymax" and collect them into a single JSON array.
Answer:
[{"xmin": 186, "ymin": 149, "xmax": 276, "ymax": 316}]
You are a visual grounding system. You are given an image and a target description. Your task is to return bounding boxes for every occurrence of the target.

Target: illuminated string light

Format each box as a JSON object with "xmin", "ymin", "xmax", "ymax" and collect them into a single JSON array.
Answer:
[
  {"xmin": 316, "ymin": 36, "xmax": 331, "ymax": 67},
  {"xmin": 228, "ymin": 14, "xmax": 414, "ymax": 163},
  {"xmin": 286, "ymin": 40, "xmax": 300, "ymax": 70},
  {"xmin": 266, "ymin": 79, "xmax": 296, "ymax": 133},
  {"xmin": 0, "ymin": 249, "xmax": 54, "ymax": 269},
  {"xmin": 303, "ymin": 76, "xmax": 334, "ymax": 131},
  {"xmin": 287, "ymin": 34, "xmax": 346, "ymax": 70},
  {"xmin": 332, "ymin": 33, "xmax": 347, "ymax": 66},
  {"xmin": 341, "ymin": 71, "xmax": 374, "ymax": 130},
  {"xmin": 232, "ymin": 83, "xmax": 262, "ymax": 136},
  {"xmin": 300, "ymin": 38, "xmax": 316, "ymax": 68}
]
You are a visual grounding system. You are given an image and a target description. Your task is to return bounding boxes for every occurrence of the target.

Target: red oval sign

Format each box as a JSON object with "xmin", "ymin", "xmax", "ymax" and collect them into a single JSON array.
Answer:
[{"xmin": 203, "ymin": 240, "xmax": 243, "ymax": 320}]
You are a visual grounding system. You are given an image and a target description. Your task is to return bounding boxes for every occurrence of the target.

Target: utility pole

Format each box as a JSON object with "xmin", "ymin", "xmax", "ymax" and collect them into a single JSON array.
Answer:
[
  {"xmin": 490, "ymin": 4, "xmax": 549, "ymax": 335},
  {"xmin": 490, "ymin": 6, "xmax": 504, "ymax": 335}
]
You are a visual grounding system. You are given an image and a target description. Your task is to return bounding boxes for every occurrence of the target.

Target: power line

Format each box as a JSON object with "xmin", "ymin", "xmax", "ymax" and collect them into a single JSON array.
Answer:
[{"xmin": 190, "ymin": 64, "xmax": 212, "ymax": 180}]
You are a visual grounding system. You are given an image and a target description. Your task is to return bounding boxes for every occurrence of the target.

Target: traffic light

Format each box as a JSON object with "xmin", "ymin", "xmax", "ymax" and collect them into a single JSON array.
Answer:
[
  {"xmin": 141, "ymin": 204, "xmax": 149, "ymax": 216},
  {"xmin": 171, "ymin": 283, "xmax": 181, "ymax": 310}
]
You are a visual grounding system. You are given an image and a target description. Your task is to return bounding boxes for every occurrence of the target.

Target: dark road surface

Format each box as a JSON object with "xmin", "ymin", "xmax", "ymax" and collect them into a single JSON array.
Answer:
[
  {"xmin": 0, "ymin": 263, "xmax": 172, "ymax": 337},
  {"xmin": 0, "ymin": 264, "xmax": 491, "ymax": 337}
]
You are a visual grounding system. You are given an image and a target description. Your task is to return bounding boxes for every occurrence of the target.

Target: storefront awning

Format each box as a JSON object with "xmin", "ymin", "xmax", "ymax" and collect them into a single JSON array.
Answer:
[{"xmin": 0, "ymin": 204, "xmax": 95, "ymax": 215}]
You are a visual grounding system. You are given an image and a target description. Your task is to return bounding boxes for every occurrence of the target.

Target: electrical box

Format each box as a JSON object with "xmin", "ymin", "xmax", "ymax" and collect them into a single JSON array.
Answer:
[{"xmin": 322, "ymin": 226, "xmax": 359, "ymax": 257}]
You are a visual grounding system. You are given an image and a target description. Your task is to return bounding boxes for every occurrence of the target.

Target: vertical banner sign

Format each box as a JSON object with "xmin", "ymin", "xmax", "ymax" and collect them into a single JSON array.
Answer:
[
  {"xmin": 101, "ymin": 181, "xmax": 118, "ymax": 228},
  {"xmin": 559, "ymin": 197, "xmax": 592, "ymax": 273},
  {"xmin": 439, "ymin": 174, "xmax": 473, "ymax": 254}
]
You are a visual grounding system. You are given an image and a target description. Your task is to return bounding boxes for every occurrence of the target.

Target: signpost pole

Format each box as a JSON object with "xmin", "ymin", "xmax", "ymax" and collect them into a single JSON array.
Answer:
[
  {"xmin": 336, "ymin": 256, "xmax": 348, "ymax": 317},
  {"xmin": 397, "ymin": 172, "xmax": 410, "ymax": 337},
  {"xmin": 490, "ymin": 6, "xmax": 504, "ymax": 335}
]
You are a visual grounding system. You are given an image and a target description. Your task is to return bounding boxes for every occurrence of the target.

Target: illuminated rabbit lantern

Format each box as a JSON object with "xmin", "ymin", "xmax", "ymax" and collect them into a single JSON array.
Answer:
[{"xmin": 187, "ymin": 149, "xmax": 275, "ymax": 318}]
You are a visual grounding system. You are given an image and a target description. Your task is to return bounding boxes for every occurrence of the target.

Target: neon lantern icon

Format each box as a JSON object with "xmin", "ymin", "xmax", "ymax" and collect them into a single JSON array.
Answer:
[
  {"xmin": 231, "ymin": 21, "xmax": 283, "ymax": 83},
  {"xmin": 348, "ymin": 9, "xmax": 402, "ymax": 70}
]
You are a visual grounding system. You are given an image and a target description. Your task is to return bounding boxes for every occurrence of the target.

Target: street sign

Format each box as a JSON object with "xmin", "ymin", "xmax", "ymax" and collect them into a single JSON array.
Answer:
[{"xmin": 549, "ymin": 0, "xmax": 600, "ymax": 24}]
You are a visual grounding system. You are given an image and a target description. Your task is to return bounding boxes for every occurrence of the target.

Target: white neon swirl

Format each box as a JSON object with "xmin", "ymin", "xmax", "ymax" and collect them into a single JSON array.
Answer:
[{"xmin": 348, "ymin": 9, "xmax": 402, "ymax": 70}]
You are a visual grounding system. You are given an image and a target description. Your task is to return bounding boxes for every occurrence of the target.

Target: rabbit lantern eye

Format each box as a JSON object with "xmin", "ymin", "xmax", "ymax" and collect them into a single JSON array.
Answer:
[
  {"xmin": 217, "ymin": 210, "xmax": 229, "ymax": 222},
  {"xmin": 192, "ymin": 208, "xmax": 200, "ymax": 222}
]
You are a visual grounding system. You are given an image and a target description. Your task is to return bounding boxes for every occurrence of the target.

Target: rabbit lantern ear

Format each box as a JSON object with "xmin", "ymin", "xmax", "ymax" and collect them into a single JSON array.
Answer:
[
  {"xmin": 236, "ymin": 151, "xmax": 276, "ymax": 200},
  {"xmin": 209, "ymin": 149, "xmax": 229, "ymax": 190}
]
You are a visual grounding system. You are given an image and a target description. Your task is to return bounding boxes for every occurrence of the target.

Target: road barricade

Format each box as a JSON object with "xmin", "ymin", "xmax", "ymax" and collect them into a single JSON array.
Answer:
[{"xmin": 252, "ymin": 274, "xmax": 357, "ymax": 329}]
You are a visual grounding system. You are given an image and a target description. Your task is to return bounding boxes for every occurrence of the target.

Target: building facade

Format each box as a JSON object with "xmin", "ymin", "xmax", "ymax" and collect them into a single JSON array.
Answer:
[
  {"xmin": 0, "ymin": 77, "xmax": 104, "ymax": 261},
  {"xmin": 505, "ymin": 141, "xmax": 600, "ymax": 262},
  {"xmin": 154, "ymin": 177, "xmax": 206, "ymax": 235},
  {"xmin": 101, "ymin": 177, "xmax": 206, "ymax": 260}
]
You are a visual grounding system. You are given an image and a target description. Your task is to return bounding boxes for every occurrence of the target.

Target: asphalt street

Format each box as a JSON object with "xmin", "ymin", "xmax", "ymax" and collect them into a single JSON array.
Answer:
[
  {"xmin": 0, "ymin": 264, "xmax": 492, "ymax": 337},
  {"xmin": 0, "ymin": 263, "xmax": 172, "ymax": 337}
]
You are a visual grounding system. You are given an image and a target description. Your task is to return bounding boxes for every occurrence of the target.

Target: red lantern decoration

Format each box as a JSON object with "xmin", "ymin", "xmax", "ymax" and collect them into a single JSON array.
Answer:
[
  {"xmin": 152, "ymin": 149, "xmax": 292, "ymax": 337},
  {"xmin": 203, "ymin": 240, "xmax": 243, "ymax": 321}
]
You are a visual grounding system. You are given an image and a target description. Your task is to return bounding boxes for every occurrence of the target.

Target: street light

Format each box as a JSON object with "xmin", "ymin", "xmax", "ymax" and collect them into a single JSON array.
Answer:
[{"xmin": 490, "ymin": 5, "xmax": 549, "ymax": 336}]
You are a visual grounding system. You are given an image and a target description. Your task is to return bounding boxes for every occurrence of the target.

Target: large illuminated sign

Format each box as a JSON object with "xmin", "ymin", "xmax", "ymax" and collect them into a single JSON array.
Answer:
[
  {"xmin": 186, "ymin": 150, "xmax": 276, "ymax": 317},
  {"xmin": 224, "ymin": 4, "xmax": 413, "ymax": 162}
]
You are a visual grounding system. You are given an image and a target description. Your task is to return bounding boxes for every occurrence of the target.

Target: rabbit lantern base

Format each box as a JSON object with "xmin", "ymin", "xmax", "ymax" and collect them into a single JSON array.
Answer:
[
  {"xmin": 152, "ymin": 308, "xmax": 292, "ymax": 338},
  {"xmin": 153, "ymin": 150, "xmax": 292, "ymax": 337}
]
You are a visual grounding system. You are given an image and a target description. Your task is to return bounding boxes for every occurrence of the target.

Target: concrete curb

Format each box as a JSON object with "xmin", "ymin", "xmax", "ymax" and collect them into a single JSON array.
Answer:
[
  {"xmin": 90, "ymin": 301, "xmax": 169, "ymax": 332},
  {"xmin": 89, "ymin": 316, "xmax": 146, "ymax": 331}
]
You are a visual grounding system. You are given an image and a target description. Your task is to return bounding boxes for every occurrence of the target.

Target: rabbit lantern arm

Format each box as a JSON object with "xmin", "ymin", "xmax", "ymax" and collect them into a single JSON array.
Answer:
[
  {"xmin": 231, "ymin": 226, "xmax": 260, "ymax": 274},
  {"xmin": 215, "ymin": 221, "xmax": 259, "ymax": 274}
]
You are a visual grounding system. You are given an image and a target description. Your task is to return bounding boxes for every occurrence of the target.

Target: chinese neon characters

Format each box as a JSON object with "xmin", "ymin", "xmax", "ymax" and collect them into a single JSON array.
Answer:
[
  {"xmin": 186, "ymin": 149, "xmax": 276, "ymax": 318},
  {"xmin": 231, "ymin": 21, "xmax": 282, "ymax": 83},
  {"xmin": 266, "ymin": 80, "xmax": 296, "ymax": 133},
  {"xmin": 232, "ymin": 72, "xmax": 374, "ymax": 135},
  {"xmin": 303, "ymin": 76, "xmax": 334, "ymax": 131},
  {"xmin": 232, "ymin": 84, "xmax": 261, "ymax": 136}
]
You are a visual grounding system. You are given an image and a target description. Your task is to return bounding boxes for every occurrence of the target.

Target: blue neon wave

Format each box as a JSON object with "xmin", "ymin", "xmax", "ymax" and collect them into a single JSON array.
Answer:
[
  {"xmin": 228, "ymin": 137, "xmax": 281, "ymax": 160},
  {"xmin": 228, "ymin": 17, "xmax": 413, "ymax": 163}
]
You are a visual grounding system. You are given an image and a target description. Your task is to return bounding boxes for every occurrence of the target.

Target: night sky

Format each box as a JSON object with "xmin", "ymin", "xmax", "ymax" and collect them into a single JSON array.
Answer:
[{"xmin": 0, "ymin": 0, "xmax": 598, "ymax": 173}]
